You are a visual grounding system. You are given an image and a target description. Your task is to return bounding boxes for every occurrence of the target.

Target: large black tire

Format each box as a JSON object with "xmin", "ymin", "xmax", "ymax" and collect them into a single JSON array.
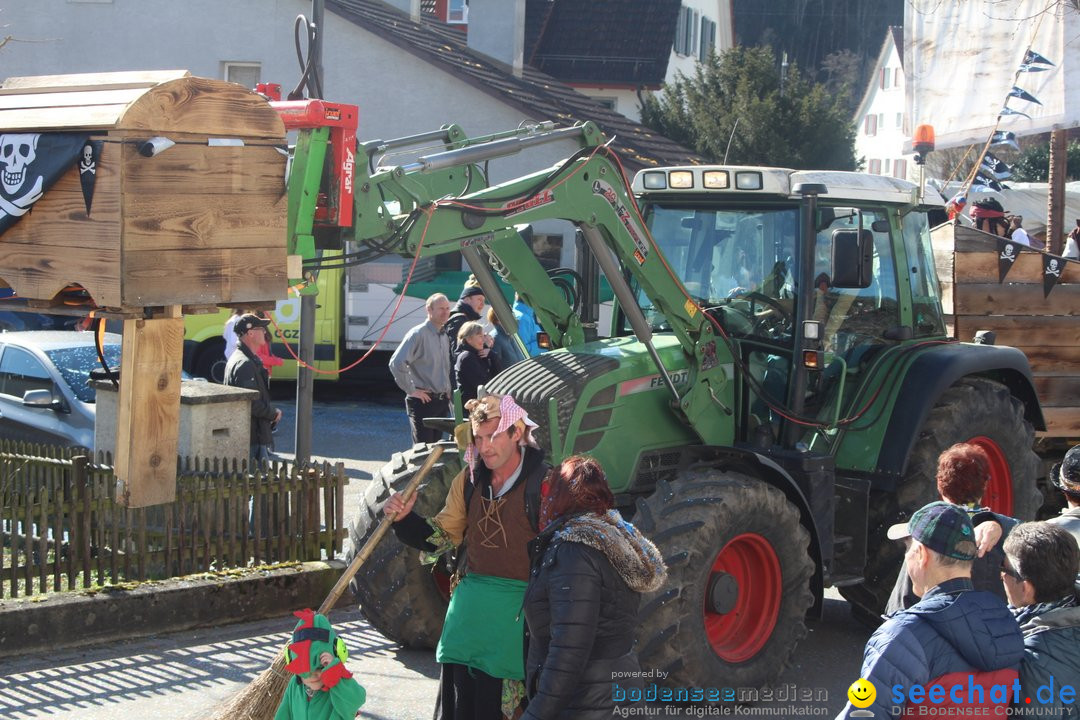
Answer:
[
  {"xmin": 839, "ymin": 377, "xmax": 1042, "ymax": 622},
  {"xmin": 633, "ymin": 470, "xmax": 814, "ymax": 690},
  {"xmin": 347, "ymin": 441, "xmax": 463, "ymax": 648}
]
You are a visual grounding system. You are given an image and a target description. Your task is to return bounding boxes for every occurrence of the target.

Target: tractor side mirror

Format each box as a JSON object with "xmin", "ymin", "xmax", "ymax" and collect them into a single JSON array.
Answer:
[{"xmin": 831, "ymin": 229, "xmax": 873, "ymax": 289}]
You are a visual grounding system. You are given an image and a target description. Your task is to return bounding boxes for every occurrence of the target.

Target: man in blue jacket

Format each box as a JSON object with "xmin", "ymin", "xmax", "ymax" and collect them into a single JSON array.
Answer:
[{"xmin": 838, "ymin": 501, "xmax": 1024, "ymax": 719}]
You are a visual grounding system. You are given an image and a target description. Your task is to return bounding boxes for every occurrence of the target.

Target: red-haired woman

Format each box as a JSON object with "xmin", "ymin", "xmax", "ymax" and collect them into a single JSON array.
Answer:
[
  {"xmin": 521, "ymin": 455, "xmax": 667, "ymax": 720},
  {"xmin": 885, "ymin": 442, "xmax": 1017, "ymax": 614}
]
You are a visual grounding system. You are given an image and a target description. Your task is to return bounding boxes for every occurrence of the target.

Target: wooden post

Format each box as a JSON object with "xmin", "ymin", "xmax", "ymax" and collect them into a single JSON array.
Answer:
[
  {"xmin": 114, "ymin": 309, "xmax": 184, "ymax": 507},
  {"xmin": 1047, "ymin": 129, "xmax": 1067, "ymax": 256}
]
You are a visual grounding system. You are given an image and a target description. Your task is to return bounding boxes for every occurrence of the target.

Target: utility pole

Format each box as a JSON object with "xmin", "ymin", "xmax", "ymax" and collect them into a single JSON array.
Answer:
[{"xmin": 295, "ymin": 0, "xmax": 324, "ymax": 465}]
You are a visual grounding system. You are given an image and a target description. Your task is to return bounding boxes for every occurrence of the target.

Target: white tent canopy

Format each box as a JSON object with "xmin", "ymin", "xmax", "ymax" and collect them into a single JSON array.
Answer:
[{"xmin": 905, "ymin": 1, "xmax": 1080, "ymax": 151}]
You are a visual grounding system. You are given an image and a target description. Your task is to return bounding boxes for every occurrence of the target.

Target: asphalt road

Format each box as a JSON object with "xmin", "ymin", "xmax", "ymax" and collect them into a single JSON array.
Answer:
[{"xmin": 0, "ymin": 384, "xmax": 872, "ymax": 719}]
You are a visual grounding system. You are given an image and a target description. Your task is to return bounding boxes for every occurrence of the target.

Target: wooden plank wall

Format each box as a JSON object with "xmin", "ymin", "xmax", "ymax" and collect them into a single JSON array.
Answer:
[{"xmin": 933, "ymin": 222, "xmax": 1080, "ymax": 437}]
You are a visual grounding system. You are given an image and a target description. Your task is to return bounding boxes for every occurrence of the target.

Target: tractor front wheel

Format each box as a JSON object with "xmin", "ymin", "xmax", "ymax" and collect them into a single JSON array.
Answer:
[
  {"xmin": 633, "ymin": 470, "xmax": 814, "ymax": 690},
  {"xmin": 346, "ymin": 442, "xmax": 461, "ymax": 648}
]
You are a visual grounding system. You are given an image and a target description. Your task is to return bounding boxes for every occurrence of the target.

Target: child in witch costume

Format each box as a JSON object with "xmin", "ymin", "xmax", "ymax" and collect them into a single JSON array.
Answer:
[{"xmin": 275, "ymin": 609, "xmax": 366, "ymax": 720}]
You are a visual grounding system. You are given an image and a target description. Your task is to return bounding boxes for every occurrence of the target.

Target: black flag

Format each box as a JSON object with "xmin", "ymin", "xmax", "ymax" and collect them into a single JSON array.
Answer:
[
  {"xmin": 1043, "ymin": 253, "xmax": 1065, "ymax": 298},
  {"xmin": 0, "ymin": 132, "xmax": 88, "ymax": 235},
  {"xmin": 997, "ymin": 238, "xmax": 1020, "ymax": 282},
  {"xmin": 78, "ymin": 139, "xmax": 103, "ymax": 217},
  {"xmin": 972, "ymin": 175, "xmax": 1006, "ymax": 192},
  {"xmin": 991, "ymin": 131, "xmax": 1021, "ymax": 151},
  {"xmin": 980, "ymin": 152, "xmax": 1012, "ymax": 180},
  {"xmin": 1000, "ymin": 106, "xmax": 1032, "ymax": 120},
  {"xmin": 1008, "ymin": 86, "xmax": 1042, "ymax": 106},
  {"xmin": 1022, "ymin": 49, "xmax": 1055, "ymax": 67}
]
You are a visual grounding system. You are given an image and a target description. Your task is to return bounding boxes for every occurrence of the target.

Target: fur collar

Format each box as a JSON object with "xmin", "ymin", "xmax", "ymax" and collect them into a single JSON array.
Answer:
[{"xmin": 554, "ymin": 510, "xmax": 667, "ymax": 593}]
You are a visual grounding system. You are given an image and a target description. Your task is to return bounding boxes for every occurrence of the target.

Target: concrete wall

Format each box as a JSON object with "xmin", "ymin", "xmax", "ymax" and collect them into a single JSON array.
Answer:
[{"xmin": 1, "ymin": 0, "xmax": 583, "ymax": 266}]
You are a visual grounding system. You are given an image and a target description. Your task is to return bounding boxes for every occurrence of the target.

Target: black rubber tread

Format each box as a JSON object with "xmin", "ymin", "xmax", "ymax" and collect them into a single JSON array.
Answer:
[
  {"xmin": 838, "ymin": 376, "xmax": 1042, "ymax": 624},
  {"xmin": 346, "ymin": 441, "xmax": 462, "ymax": 648},
  {"xmin": 633, "ymin": 470, "xmax": 815, "ymax": 690}
]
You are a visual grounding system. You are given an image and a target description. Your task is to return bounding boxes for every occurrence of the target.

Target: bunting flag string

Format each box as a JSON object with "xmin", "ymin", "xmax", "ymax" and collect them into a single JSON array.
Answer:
[
  {"xmin": 1043, "ymin": 252, "xmax": 1065, "ymax": 297},
  {"xmin": 990, "ymin": 131, "xmax": 1021, "ymax": 151},
  {"xmin": 997, "ymin": 238, "xmax": 1020, "ymax": 282},
  {"xmin": 1008, "ymin": 86, "xmax": 1042, "ymax": 105}
]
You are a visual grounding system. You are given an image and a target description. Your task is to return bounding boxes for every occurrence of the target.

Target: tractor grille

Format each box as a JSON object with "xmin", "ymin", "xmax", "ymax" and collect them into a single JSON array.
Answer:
[{"xmin": 486, "ymin": 351, "xmax": 618, "ymax": 453}]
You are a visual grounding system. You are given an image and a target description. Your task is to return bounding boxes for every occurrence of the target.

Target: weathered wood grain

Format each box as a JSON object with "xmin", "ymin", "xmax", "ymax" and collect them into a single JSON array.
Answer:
[
  {"xmin": 115, "ymin": 316, "xmax": 184, "ymax": 507},
  {"xmin": 122, "ymin": 248, "xmax": 287, "ymax": 306}
]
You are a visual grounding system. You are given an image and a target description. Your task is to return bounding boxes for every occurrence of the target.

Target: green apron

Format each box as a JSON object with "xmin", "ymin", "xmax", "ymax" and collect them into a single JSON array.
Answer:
[{"xmin": 435, "ymin": 573, "xmax": 528, "ymax": 680}]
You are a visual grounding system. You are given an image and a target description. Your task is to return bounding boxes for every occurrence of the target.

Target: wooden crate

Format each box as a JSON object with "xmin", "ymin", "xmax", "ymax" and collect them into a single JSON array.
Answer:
[
  {"xmin": 0, "ymin": 70, "xmax": 288, "ymax": 312},
  {"xmin": 932, "ymin": 222, "xmax": 1080, "ymax": 438}
]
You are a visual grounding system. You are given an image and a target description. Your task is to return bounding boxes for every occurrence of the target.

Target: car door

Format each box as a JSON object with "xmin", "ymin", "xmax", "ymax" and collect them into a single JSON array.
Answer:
[{"xmin": 0, "ymin": 344, "xmax": 71, "ymax": 446}]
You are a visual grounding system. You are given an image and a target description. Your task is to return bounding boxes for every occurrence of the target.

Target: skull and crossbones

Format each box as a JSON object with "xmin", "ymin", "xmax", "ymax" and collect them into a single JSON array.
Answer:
[
  {"xmin": 1046, "ymin": 258, "xmax": 1062, "ymax": 278},
  {"xmin": 999, "ymin": 243, "xmax": 1017, "ymax": 261},
  {"xmin": 79, "ymin": 143, "xmax": 96, "ymax": 175},
  {"xmin": 0, "ymin": 133, "xmax": 44, "ymax": 220}
]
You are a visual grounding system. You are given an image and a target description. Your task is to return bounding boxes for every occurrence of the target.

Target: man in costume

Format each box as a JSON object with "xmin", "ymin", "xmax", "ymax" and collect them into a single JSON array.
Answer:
[{"xmin": 384, "ymin": 393, "xmax": 550, "ymax": 720}]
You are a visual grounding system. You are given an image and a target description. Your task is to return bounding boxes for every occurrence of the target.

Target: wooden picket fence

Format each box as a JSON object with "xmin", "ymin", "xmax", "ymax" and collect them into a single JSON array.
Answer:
[{"xmin": 0, "ymin": 441, "xmax": 348, "ymax": 599}]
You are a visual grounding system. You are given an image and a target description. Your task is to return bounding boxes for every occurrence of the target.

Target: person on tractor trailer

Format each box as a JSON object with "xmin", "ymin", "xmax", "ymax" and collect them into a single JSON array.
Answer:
[
  {"xmin": 838, "ymin": 501, "xmax": 1023, "ymax": 719},
  {"xmin": 1001, "ymin": 522, "xmax": 1080, "ymax": 720},
  {"xmin": 885, "ymin": 443, "xmax": 1017, "ymax": 615},
  {"xmin": 383, "ymin": 393, "xmax": 552, "ymax": 720}
]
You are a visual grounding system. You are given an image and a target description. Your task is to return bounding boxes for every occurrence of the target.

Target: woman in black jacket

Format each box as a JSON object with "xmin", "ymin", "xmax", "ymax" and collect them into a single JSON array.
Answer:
[
  {"xmin": 522, "ymin": 455, "xmax": 667, "ymax": 720},
  {"xmin": 453, "ymin": 320, "xmax": 501, "ymax": 403}
]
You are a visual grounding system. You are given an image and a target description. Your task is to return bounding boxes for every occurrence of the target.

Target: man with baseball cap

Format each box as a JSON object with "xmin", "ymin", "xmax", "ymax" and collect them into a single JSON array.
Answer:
[
  {"xmin": 838, "ymin": 501, "xmax": 1023, "ymax": 719},
  {"xmin": 1048, "ymin": 445, "xmax": 1080, "ymax": 551},
  {"xmin": 224, "ymin": 312, "xmax": 282, "ymax": 463}
]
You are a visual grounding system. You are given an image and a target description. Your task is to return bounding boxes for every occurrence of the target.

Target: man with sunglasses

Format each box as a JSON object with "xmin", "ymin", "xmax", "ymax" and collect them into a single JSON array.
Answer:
[{"xmin": 1002, "ymin": 522, "xmax": 1080, "ymax": 720}]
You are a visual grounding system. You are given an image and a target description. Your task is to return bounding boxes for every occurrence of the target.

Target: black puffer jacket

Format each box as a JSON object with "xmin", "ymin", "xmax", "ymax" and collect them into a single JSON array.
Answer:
[{"xmin": 521, "ymin": 511, "xmax": 667, "ymax": 720}]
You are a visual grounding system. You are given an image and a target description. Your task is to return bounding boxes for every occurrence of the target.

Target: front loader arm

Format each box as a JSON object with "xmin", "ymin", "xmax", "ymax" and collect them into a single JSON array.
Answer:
[{"xmin": 349, "ymin": 121, "xmax": 732, "ymax": 444}]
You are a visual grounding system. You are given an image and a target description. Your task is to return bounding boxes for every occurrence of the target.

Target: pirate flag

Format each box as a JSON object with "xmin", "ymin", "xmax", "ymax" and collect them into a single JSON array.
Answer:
[
  {"xmin": 78, "ymin": 140, "xmax": 103, "ymax": 217},
  {"xmin": 1021, "ymin": 49, "xmax": 1055, "ymax": 69},
  {"xmin": 1043, "ymin": 253, "xmax": 1065, "ymax": 298},
  {"xmin": 972, "ymin": 175, "xmax": 1007, "ymax": 192},
  {"xmin": 980, "ymin": 152, "xmax": 1012, "ymax": 181},
  {"xmin": 997, "ymin": 238, "xmax": 1020, "ymax": 282},
  {"xmin": 991, "ymin": 130, "xmax": 1021, "ymax": 151},
  {"xmin": 1000, "ymin": 106, "xmax": 1032, "ymax": 120},
  {"xmin": 0, "ymin": 132, "xmax": 89, "ymax": 235},
  {"xmin": 1008, "ymin": 86, "xmax": 1043, "ymax": 106}
]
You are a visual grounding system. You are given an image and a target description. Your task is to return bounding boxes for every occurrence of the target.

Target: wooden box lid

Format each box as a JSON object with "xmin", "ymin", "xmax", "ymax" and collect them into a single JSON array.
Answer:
[{"xmin": 0, "ymin": 70, "xmax": 285, "ymax": 139}]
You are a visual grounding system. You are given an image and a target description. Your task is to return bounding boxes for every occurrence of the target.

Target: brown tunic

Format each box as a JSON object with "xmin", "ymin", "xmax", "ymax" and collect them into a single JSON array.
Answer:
[{"xmin": 464, "ymin": 477, "xmax": 535, "ymax": 581}]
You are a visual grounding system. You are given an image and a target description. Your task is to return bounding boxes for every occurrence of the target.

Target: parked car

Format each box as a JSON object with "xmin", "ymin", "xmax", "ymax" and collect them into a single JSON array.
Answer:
[{"xmin": 0, "ymin": 330, "xmax": 122, "ymax": 450}]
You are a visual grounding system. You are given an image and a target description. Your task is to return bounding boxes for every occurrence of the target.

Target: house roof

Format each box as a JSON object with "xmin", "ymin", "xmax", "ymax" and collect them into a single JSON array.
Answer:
[
  {"xmin": 524, "ymin": 0, "xmax": 681, "ymax": 87},
  {"xmin": 327, "ymin": 0, "xmax": 702, "ymax": 170},
  {"xmin": 853, "ymin": 25, "xmax": 902, "ymax": 124}
]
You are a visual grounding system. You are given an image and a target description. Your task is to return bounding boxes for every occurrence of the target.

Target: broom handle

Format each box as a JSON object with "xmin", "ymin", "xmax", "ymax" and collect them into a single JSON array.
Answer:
[{"xmin": 317, "ymin": 445, "xmax": 445, "ymax": 614}]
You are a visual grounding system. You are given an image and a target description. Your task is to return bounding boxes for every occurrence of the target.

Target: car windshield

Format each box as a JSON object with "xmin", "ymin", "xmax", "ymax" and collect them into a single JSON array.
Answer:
[{"xmin": 44, "ymin": 344, "xmax": 122, "ymax": 403}]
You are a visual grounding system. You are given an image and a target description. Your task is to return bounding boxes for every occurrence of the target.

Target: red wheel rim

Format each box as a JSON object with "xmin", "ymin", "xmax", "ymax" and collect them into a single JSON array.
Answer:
[
  {"xmin": 968, "ymin": 435, "xmax": 1013, "ymax": 515},
  {"xmin": 704, "ymin": 533, "xmax": 781, "ymax": 663}
]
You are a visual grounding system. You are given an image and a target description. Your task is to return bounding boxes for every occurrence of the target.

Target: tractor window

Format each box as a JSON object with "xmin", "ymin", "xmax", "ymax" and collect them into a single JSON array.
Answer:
[
  {"xmin": 637, "ymin": 204, "xmax": 800, "ymax": 344},
  {"xmin": 812, "ymin": 208, "xmax": 900, "ymax": 354},
  {"xmin": 901, "ymin": 211, "xmax": 946, "ymax": 337}
]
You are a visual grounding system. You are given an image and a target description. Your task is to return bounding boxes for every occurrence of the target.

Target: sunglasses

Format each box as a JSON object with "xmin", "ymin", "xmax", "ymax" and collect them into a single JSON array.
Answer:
[{"xmin": 1000, "ymin": 560, "xmax": 1023, "ymax": 581}]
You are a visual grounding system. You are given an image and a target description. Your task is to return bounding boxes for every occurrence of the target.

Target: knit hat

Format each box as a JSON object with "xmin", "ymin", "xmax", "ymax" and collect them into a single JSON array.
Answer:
[
  {"xmin": 886, "ymin": 501, "xmax": 977, "ymax": 561},
  {"xmin": 459, "ymin": 285, "xmax": 485, "ymax": 300}
]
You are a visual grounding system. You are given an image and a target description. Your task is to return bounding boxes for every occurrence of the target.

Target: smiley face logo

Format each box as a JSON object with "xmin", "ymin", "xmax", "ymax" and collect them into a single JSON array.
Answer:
[{"xmin": 847, "ymin": 678, "xmax": 876, "ymax": 709}]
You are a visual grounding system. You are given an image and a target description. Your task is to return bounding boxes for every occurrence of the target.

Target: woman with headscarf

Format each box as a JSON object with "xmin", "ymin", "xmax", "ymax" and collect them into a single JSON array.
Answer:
[{"xmin": 521, "ymin": 455, "xmax": 667, "ymax": 720}]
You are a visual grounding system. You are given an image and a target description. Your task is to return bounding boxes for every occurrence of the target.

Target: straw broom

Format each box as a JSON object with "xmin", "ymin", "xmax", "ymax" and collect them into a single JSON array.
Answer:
[{"xmin": 209, "ymin": 445, "xmax": 444, "ymax": 720}]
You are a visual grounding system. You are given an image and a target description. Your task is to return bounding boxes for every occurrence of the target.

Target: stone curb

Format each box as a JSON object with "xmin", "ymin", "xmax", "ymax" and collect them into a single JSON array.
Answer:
[{"xmin": 0, "ymin": 560, "xmax": 346, "ymax": 654}]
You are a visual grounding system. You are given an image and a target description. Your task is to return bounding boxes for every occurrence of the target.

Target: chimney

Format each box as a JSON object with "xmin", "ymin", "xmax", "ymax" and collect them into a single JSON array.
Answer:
[
  {"xmin": 466, "ymin": 0, "xmax": 526, "ymax": 77},
  {"xmin": 383, "ymin": 0, "xmax": 421, "ymax": 22}
]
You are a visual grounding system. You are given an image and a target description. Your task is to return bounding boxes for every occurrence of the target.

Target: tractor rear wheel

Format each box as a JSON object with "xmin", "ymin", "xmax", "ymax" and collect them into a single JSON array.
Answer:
[
  {"xmin": 346, "ymin": 442, "xmax": 461, "ymax": 648},
  {"xmin": 633, "ymin": 470, "xmax": 814, "ymax": 690},
  {"xmin": 839, "ymin": 377, "xmax": 1041, "ymax": 623}
]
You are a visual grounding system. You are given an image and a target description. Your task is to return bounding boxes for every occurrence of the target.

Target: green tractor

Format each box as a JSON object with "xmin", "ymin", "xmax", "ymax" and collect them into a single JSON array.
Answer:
[{"xmin": 305, "ymin": 122, "xmax": 1043, "ymax": 690}]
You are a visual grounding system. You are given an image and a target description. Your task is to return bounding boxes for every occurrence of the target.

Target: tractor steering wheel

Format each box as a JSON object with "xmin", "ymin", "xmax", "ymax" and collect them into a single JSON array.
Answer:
[{"xmin": 743, "ymin": 292, "xmax": 793, "ymax": 338}]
